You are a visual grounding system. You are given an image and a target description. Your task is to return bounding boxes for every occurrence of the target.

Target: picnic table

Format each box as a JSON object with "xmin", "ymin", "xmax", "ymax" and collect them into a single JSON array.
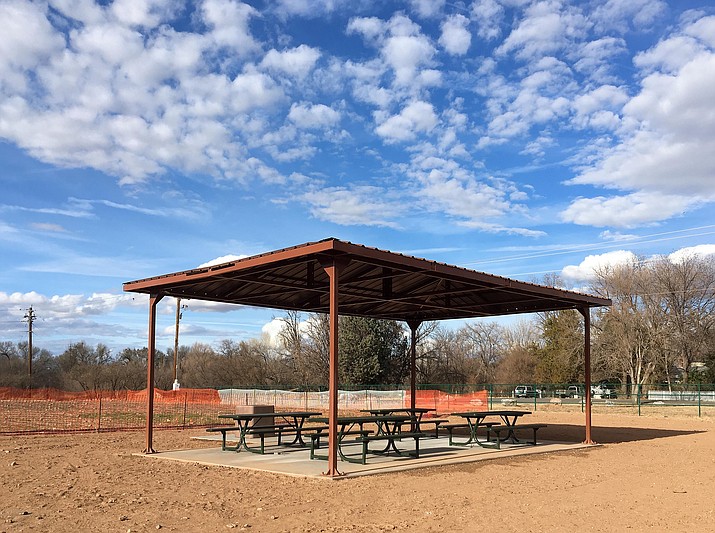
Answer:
[
  {"xmin": 448, "ymin": 410, "xmax": 532, "ymax": 448},
  {"xmin": 211, "ymin": 410, "xmax": 322, "ymax": 453},
  {"xmin": 360, "ymin": 407, "xmax": 446, "ymax": 436},
  {"xmin": 312, "ymin": 414, "xmax": 424, "ymax": 464}
]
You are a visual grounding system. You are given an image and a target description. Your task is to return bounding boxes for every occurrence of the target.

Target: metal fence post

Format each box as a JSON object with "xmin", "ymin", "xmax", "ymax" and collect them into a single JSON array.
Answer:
[
  {"xmin": 488, "ymin": 384, "xmax": 493, "ymax": 410},
  {"xmin": 698, "ymin": 382, "xmax": 701, "ymax": 417},
  {"xmin": 97, "ymin": 392, "xmax": 102, "ymax": 432},
  {"xmin": 637, "ymin": 384, "xmax": 641, "ymax": 416},
  {"xmin": 533, "ymin": 383, "xmax": 537, "ymax": 411}
]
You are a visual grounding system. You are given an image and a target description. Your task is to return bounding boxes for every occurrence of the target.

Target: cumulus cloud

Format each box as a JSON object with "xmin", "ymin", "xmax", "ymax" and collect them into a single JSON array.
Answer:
[
  {"xmin": 496, "ymin": 1, "xmax": 590, "ymax": 60},
  {"xmin": 564, "ymin": 15, "xmax": 715, "ymax": 227},
  {"xmin": 561, "ymin": 193, "xmax": 693, "ymax": 228},
  {"xmin": 288, "ymin": 103, "xmax": 341, "ymax": 129},
  {"xmin": 260, "ymin": 45, "xmax": 321, "ymax": 79},
  {"xmin": 301, "ymin": 186, "xmax": 404, "ymax": 228},
  {"xmin": 561, "ymin": 250, "xmax": 637, "ymax": 283},
  {"xmin": 375, "ymin": 101, "xmax": 438, "ymax": 142},
  {"xmin": 439, "ymin": 14, "xmax": 471, "ymax": 55},
  {"xmin": 470, "ymin": 0, "xmax": 504, "ymax": 41},
  {"xmin": 591, "ymin": 0, "xmax": 668, "ymax": 34},
  {"xmin": 669, "ymin": 244, "xmax": 715, "ymax": 263},
  {"xmin": 197, "ymin": 254, "xmax": 249, "ymax": 268}
]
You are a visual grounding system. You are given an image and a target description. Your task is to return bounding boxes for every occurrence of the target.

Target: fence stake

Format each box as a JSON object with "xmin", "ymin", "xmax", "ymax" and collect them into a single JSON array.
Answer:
[
  {"xmin": 183, "ymin": 391, "xmax": 188, "ymax": 428},
  {"xmin": 637, "ymin": 384, "xmax": 641, "ymax": 416},
  {"xmin": 488, "ymin": 384, "xmax": 493, "ymax": 410},
  {"xmin": 97, "ymin": 393, "xmax": 102, "ymax": 432},
  {"xmin": 698, "ymin": 382, "xmax": 701, "ymax": 417}
]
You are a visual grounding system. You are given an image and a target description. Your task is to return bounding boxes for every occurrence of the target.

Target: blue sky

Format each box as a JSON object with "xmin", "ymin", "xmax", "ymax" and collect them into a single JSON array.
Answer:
[{"xmin": 2, "ymin": 0, "xmax": 715, "ymax": 355}]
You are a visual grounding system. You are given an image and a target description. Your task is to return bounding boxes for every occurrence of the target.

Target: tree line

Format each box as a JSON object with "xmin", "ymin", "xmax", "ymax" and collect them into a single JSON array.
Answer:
[{"xmin": 2, "ymin": 253, "xmax": 713, "ymax": 391}]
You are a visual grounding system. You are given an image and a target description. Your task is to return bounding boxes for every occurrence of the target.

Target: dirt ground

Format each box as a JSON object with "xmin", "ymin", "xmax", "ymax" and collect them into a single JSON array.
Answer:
[{"xmin": 2, "ymin": 410, "xmax": 714, "ymax": 532}]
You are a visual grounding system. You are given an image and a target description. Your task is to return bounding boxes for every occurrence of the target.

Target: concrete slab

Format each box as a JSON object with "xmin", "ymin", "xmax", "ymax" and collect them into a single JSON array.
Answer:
[{"xmin": 135, "ymin": 435, "xmax": 594, "ymax": 479}]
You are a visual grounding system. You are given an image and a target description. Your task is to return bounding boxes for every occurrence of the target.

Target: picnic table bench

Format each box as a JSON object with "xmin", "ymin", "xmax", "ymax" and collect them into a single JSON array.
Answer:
[
  {"xmin": 309, "ymin": 428, "xmax": 374, "ymax": 463},
  {"xmin": 357, "ymin": 431, "xmax": 427, "ymax": 463},
  {"xmin": 440, "ymin": 421, "xmax": 501, "ymax": 446},
  {"xmin": 486, "ymin": 423, "xmax": 547, "ymax": 448}
]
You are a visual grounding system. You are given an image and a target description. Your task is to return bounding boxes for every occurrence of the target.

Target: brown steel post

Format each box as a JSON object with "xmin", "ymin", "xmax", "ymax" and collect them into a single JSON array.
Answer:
[
  {"xmin": 407, "ymin": 320, "xmax": 422, "ymax": 411},
  {"xmin": 580, "ymin": 306, "xmax": 594, "ymax": 444},
  {"xmin": 321, "ymin": 259, "xmax": 347, "ymax": 477},
  {"xmin": 145, "ymin": 293, "xmax": 163, "ymax": 454}
]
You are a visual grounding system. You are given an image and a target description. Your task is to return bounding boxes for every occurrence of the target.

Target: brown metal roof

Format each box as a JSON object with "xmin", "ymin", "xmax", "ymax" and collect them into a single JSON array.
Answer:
[{"xmin": 123, "ymin": 238, "xmax": 611, "ymax": 321}]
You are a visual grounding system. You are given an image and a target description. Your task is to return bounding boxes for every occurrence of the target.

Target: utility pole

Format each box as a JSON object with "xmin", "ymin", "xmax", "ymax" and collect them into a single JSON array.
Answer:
[
  {"xmin": 23, "ymin": 306, "xmax": 36, "ymax": 377},
  {"xmin": 173, "ymin": 298, "xmax": 187, "ymax": 388}
]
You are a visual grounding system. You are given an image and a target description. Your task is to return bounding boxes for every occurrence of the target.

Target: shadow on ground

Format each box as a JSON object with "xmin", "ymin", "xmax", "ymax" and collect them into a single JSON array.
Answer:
[{"xmin": 542, "ymin": 424, "xmax": 704, "ymax": 444}]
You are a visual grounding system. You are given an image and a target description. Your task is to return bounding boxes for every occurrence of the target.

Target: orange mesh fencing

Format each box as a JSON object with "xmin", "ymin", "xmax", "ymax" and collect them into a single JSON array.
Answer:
[
  {"xmin": 0, "ymin": 387, "xmax": 222, "ymax": 435},
  {"xmin": 405, "ymin": 389, "xmax": 488, "ymax": 414}
]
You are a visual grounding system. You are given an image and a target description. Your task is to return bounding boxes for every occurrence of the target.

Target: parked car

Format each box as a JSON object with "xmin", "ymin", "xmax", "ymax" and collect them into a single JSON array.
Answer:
[
  {"xmin": 513, "ymin": 385, "xmax": 541, "ymax": 398},
  {"xmin": 591, "ymin": 383, "xmax": 618, "ymax": 399},
  {"xmin": 555, "ymin": 385, "xmax": 586, "ymax": 398}
]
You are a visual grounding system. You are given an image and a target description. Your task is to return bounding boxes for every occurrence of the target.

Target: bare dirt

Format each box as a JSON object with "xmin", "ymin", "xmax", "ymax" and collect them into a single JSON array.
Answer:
[{"xmin": 2, "ymin": 410, "xmax": 714, "ymax": 532}]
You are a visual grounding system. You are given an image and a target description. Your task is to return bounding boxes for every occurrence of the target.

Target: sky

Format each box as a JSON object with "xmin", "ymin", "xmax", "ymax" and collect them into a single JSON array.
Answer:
[{"xmin": 1, "ymin": 0, "xmax": 715, "ymax": 357}]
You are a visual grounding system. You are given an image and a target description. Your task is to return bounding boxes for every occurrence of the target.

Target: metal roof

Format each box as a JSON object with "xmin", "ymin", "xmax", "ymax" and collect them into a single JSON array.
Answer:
[{"xmin": 123, "ymin": 238, "xmax": 611, "ymax": 321}]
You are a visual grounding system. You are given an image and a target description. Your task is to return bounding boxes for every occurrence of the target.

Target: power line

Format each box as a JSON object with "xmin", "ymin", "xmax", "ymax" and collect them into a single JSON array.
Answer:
[{"xmin": 464, "ymin": 225, "xmax": 715, "ymax": 268}]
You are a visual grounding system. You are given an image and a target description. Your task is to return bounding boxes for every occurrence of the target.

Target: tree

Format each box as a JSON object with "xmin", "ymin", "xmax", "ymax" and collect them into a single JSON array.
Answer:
[
  {"xmin": 462, "ymin": 321, "xmax": 507, "ymax": 383},
  {"xmin": 591, "ymin": 259, "xmax": 659, "ymax": 390},
  {"xmin": 650, "ymin": 254, "xmax": 715, "ymax": 383},
  {"xmin": 535, "ymin": 310, "xmax": 584, "ymax": 384},
  {"xmin": 338, "ymin": 317, "xmax": 408, "ymax": 385},
  {"xmin": 57, "ymin": 342, "xmax": 112, "ymax": 391}
]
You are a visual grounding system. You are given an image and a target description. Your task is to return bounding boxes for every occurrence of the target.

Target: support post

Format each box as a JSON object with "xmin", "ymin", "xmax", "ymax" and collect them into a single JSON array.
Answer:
[
  {"xmin": 407, "ymin": 320, "xmax": 422, "ymax": 411},
  {"xmin": 145, "ymin": 293, "xmax": 164, "ymax": 454},
  {"xmin": 579, "ymin": 306, "xmax": 594, "ymax": 444},
  {"xmin": 320, "ymin": 258, "xmax": 348, "ymax": 477}
]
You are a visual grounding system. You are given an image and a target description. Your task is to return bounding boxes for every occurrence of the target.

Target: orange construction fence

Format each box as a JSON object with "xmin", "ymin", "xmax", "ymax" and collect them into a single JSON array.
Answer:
[
  {"xmin": 0, "ymin": 387, "xmax": 221, "ymax": 435},
  {"xmin": 406, "ymin": 389, "xmax": 488, "ymax": 414}
]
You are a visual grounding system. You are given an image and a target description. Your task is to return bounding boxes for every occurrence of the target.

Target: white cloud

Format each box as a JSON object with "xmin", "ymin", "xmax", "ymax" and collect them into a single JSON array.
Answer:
[
  {"xmin": 375, "ymin": 101, "xmax": 438, "ymax": 143},
  {"xmin": 260, "ymin": 45, "xmax": 321, "ymax": 79},
  {"xmin": 0, "ymin": 290, "xmax": 142, "ymax": 318},
  {"xmin": 668, "ymin": 244, "xmax": 715, "ymax": 263},
  {"xmin": 382, "ymin": 31, "xmax": 436, "ymax": 87},
  {"xmin": 409, "ymin": 0, "xmax": 445, "ymax": 19},
  {"xmin": 599, "ymin": 230, "xmax": 638, "ymax": 242},
  {"xmin": 470, "ymin": 0, "xmax": 504, "ymax": 41},
  {"xmin": 346, "ymin": 16, "xmax": 385, "ymax": 41},
  {"xmin": 197, "ymin": 254, "xmax": 249, "ymax": 268},
  {"xmin": 496, "ymin": 1, "xmax": 590, "ymax": 60},
  {"xmin": 301, "ymin": 186, "xmax": 404, "ymax": 228},
  {"xmin": 201, "ymin": 0, "xmax": 260, "ymax": 53},
  {"xmin": 288, "ymin": 103, "xmax": 340, "ymax": 129},
  {"xmin": 439, "ymin": 14, "xmax": 471, "ymax": 56},
  {"xmin": 561, "ymin": 250, "xmax": 637, "ymax": 283},
  {"xmin": 561, "ymin": 193, "xmax": 693, "ymax": 228},
  {"xmin": 591, "ymin": 0, "xmax": 667, "ymax": 34},
  {"xmin": 0, "ymin": 2, "xmax": 64, "ymax": 77},
  {"xmin": 564, "ymin": 16, "xmax": 715, "ymax": 227}
]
